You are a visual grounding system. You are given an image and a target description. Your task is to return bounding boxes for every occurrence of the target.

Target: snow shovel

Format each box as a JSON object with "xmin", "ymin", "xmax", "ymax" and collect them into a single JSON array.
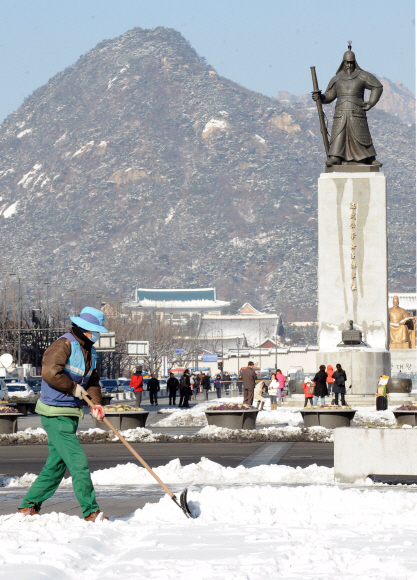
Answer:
[{"xmin": 82, "ymin": 393, "xmax": 192, "ymax": 518}]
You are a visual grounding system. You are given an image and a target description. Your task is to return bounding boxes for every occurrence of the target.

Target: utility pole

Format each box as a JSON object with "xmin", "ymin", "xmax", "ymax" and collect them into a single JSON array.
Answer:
[
  {"xmin": 17, "ymin": 277, "xmax": 21, "ymax": 366},
  {"xmin": 169, "ymin": 313, "xmax": 173, "ymax": 370},
  {"xmin": 275, "ymin": 333, "xmax": 278, "ymax": 370},
  {"xmin": 237, "ymin": 337, "xmax": 240, "ymax": 376},
  {"xmin": 151, "ymin": 309, "xmax": 155, "ymax": 374},
  {"xmin": 44, "ymin": 282, "xmax": 50, "ymax": 351},
  {"xmin": 259, "ymin": 321, "xmax": 261, "ymax": 374}
]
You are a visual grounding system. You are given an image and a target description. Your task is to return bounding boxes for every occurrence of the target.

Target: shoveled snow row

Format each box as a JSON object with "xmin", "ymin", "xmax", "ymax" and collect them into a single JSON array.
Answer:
[
  {"xmin": 1, "ymin": 479, "xmax": 417, "ymax": 578},
  {"xmin": 1, "ymin": 457, "xmax": 351, "ymax": 488},
  {"xmin": 0, "ymin": 424, "xmax": 333, "ymax": 446}
]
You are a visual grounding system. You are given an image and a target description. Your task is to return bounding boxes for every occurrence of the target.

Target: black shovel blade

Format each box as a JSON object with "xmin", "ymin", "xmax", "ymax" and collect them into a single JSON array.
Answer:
[
  {"xmin": 172, "ymin": 488, "xmax": 192, "ymax": 518},
  {"xmin": 180, "ymin": 488, "xmax": 192, "ymax": 518}
]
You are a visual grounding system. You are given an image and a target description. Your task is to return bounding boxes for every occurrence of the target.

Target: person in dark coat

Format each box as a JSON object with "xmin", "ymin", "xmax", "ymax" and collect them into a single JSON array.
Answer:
[
  {"xmin": 147, "ymin": 374, "xmax": 160, "ymax": 406},
  {"xmin": 332, "ymin": 363, "xmax": 348, "ymax": 406},
  {"xmin": 167, "ymin": 372, "xmax": 179, "ymax": 406},
  {"xmin": 313, "ymin": 365, "xmax": 328, "ymax": 406},
  {"xmin": 201, "ymin": 373, "xmax": 211, "ymax": 401},
  {"xmin": 214, "ymin": 374, "xmax": 222, "ymax": 398},
  {"xmin": 241, "ymin": 362, "xmax": 257, "ymax": 405},
  {"xmin": 179, "ymin": 369, "xmax": 192, "ymax": 408}
]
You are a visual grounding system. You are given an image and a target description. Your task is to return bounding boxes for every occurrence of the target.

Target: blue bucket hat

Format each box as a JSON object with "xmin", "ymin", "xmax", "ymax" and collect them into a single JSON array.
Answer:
[{"xmin": 70, "ymin": 307, "xmax": 109, "ymax": 333}]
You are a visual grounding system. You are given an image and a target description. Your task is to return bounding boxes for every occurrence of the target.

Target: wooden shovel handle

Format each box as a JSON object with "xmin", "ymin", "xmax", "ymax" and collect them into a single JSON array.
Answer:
[{"xmin": 82, "ymin": 393, "xmax": 175, "ymax": 498}]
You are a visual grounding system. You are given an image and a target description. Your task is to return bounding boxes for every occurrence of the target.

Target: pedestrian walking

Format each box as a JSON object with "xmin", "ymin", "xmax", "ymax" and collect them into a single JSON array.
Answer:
[
  {"xmin": 179, "ymin": 369, "xmax": 191, "ymax": 408},
  {"xmin": 326, "ymin": 365, "xmax": 335, "ymax": 402},
  {"xmin": 313, "ymin": 365, "xmax": 328, "ymax": 406},
  {"xmin": 147, "ymin": 374, "xmax": 160, "ymax": 406},
  {"xmin": 214, "ymin": 374, "xmax": 222, "ymax": 398},
  {"xmin": 254, "ymin": 380, "xmax": 268, "ymax": 410},
  {"xmin": 17, "ymin": 306, "xmax": 110, "ymax": 521},
  {"xmin": 241, "ymin": 362, "xmax": 257, "ymax": 405},
  {"xmin": 201, "ymin": 373, "xmax": 211, "ymax": 401},
  {"xmin": 130, "ymin": 366, "xmax": 143, "ymax": 407},
  {"xmin": 332, "ymin": 363, "xmax": 348, "ymax": 406},
  {"xmin": 224, "ymin": 371, "xmax": 232, "ymax": 394},
  {"xmin": 237, "ymin": 372, "xmax": 243, "ymax": 395},
  {"xmin": 167, "ymin": 372, "xmax": 179, "ymax": 406},
  {"xmin": 275, "ymin": 369, "xmax": 286, "ymax": 403},
  {"xmin": 192, "ymin": 374, "xmax": 200, "ymax": 400},
  {"xmin": 302, "ymin": 378, "xmax": 314, "ymax": 407},
  {"xmin": 268, "ymin": 373, "xmax": 279, "ymax": 410}
]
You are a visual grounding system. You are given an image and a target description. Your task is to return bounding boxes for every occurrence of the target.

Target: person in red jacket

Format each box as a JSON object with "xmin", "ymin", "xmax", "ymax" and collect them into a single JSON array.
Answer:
[
  {"xmin": 302, "ymin": 379, "xmax": 314, "ymax": 407},
  {"xmin": 130, "ymin": 366, "xmax": 143, "ymax": 407}
]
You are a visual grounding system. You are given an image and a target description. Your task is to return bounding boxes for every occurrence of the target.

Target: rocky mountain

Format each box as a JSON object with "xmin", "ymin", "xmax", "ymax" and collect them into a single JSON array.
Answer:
[
  {"xmin": 277, "ymin": 77, "xmax": 416, "ymax": 125},
  {"xmin": 0, "ymin": 27, "xmax": 415, "ymax": 321}
]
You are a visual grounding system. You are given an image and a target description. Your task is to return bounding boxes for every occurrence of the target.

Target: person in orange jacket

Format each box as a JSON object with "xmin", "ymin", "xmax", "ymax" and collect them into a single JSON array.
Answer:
[{"xmin": 326, "ymin": 365, "xmax": 335, "ymax": 401}]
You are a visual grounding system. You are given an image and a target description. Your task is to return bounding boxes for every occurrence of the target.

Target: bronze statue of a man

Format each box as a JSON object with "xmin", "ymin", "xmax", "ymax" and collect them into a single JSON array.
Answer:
[{"xmin": 312, "ymin": 45, "xmax": 383, "ymax": 168}]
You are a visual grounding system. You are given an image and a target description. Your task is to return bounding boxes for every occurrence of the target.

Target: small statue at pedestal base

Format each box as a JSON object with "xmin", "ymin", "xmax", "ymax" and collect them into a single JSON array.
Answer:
[{"xmin": 389, "ymin": 295, "xmax": 416, "ymax": 349}]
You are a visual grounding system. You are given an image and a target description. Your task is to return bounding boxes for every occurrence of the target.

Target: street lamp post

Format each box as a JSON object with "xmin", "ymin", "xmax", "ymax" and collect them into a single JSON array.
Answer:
[{"xmin": 275, "ymin": 333, "xmax": 278, "ymax": 370}]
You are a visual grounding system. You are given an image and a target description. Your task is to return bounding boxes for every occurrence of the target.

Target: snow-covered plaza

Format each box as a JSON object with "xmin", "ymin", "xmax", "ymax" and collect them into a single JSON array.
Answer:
[
  {"xmin": 1, "ymin": 399, "xmax": 417, "ymax": 579},
  {"xmin": 2, "ymin": 459, "xmax": 417, "ymax": 579}
]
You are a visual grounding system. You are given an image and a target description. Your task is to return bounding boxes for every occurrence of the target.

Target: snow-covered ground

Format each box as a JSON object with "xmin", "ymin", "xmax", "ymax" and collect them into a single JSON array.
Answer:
[{"xmin": 2, "ymin": 460, "xmax": 417, "ymax": 578}]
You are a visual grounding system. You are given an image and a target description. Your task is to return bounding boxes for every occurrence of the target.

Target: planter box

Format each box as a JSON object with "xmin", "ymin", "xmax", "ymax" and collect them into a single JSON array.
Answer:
[
  {"xmin": 92, "ymin": 411, "xmax": 149, "ymax": 431},
  {"xmin": 101, "ymin": 395, "xmax": 113, "ymax": 406},
  {"xmin": 335, "ymin": 428, "xmax": 417, "ymax": 483},
  {"xmin": 205, "ymin": 409, "xmax": 258, "ymax": 430},
  {"xmin": 301, "ymin": 409, "xmax": 357, "ymax": 428},
  {"xmin": 0, "ymin": 412, "xmax": 22, "ymax": 434},
  {"xmin": 7, "ymin": 401, "xmax": 37, "ymax": 416},
  {"xmin": 393, "ymin": 410, "xmax": 417, "ymax": 426}
]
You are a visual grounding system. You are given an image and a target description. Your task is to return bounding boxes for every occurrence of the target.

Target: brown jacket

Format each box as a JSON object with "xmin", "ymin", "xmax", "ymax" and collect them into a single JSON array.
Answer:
[
  {"xmin": 241, "ymin": 366, "xmax": 257, "ymax": 390},
  {"xmin": 42, "ymin": 327, "xmax": 102, "ymax": 405}
]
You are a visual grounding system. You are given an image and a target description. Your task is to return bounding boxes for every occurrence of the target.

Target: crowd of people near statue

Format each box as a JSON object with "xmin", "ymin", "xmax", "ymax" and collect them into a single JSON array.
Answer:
[
  {"xmin": 128, "ymin": 362, "xmax": 349, "ymax": 408},
  {"xmin": 302, "ymin": 363, "xmax": 348, "ymax": 407}
]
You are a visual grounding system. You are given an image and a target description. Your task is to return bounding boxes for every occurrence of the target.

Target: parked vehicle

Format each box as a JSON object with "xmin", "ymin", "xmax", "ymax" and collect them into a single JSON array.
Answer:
[
  {"xmin": 117, "ymin": 377, "xmax": 129, "ymax": 386},
  {"xmin": 26, "ymin": 377, "xmax": 42, "ymax": 392},
  {"xmin": 99, "ymin": 379, "xmax": 122, "ymax": 393},
  {"xmin": 121, "ymin": 379, "xmax": 133, "ymax": 392},
  {"xmin": 6, "ymin": 382, "xmax": 34, "ymax": 398}
]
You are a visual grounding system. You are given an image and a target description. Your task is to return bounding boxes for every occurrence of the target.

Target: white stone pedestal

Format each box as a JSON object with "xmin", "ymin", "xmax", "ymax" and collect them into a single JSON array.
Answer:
[
  {"xmin": 317, "ymin": 348, "xmax": 391, "ymax": 395},
  {"xmin": 317, "ymin": 172, "xmax": 390, "ymax": 394},
  {"xmin": 334, "ymin": 428, "xmax": 417, "ymax": 483}
]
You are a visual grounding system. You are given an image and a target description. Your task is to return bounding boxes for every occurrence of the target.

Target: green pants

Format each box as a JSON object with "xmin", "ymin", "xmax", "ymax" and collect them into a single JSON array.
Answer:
[{"xmin": 19, "ymin": 415, "xmax": 99, "ymax": 517}]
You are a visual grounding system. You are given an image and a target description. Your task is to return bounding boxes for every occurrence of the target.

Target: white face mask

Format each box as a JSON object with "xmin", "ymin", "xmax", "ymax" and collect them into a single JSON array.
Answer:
[{"xmin": 85, "ymin": 331, "xmax": 100, "ymax": 343}]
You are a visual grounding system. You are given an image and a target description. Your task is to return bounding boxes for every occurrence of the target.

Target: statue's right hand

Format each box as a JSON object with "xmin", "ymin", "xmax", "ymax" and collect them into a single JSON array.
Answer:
[{"xmin": 311, "ymin": 91, "xmax": 322, "ymax": 102}]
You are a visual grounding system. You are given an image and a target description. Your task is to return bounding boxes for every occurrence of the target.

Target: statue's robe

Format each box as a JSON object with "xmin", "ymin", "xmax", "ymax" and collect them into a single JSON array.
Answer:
[
  {"xmin": 323, "ymin": 70, "xmax": 383, "ymax": 162},
  {"xmin": 389, "ymin": 306, "xmax": 410, "ymax": 346}
]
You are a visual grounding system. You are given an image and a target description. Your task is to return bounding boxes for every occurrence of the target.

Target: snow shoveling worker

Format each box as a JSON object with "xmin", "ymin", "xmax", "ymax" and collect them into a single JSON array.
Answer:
[{"xmin": 17, "ymin": 307, "xmax": 110, "ymax": 522}]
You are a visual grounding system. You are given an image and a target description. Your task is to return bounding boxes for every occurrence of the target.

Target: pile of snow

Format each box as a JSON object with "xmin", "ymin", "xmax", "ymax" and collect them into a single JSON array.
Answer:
[
  {"xmin": 353, "ymin": 407, "xmax": 397, "ymax": 427},
  {"xmin": 2, "ymin": 483, "xmax": 417, "ymax": 578},
  {"xmin": 3, "ymin": 423, "xmax": 331, "ymax": 447},
  {"xmin": 0, "ymin": 457, "xmax": 366, "ymax": 488}
]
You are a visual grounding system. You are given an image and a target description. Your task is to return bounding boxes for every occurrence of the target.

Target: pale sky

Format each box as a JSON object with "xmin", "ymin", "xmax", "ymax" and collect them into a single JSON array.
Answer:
[{"xmin": 0, "ymin": 0, "xmax": 414, "ymax": 121}]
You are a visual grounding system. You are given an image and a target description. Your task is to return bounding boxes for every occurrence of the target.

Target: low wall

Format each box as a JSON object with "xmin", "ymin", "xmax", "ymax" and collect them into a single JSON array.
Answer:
[{"xmin": 334, "ymin": 427, "xmax": 417, "ymax": 483}]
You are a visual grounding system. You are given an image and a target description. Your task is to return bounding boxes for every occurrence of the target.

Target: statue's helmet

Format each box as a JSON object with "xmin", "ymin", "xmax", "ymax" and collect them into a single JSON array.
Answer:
[{"xmin": 343, "ymin": 50, "xmax": 356, "ymax": 62}]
